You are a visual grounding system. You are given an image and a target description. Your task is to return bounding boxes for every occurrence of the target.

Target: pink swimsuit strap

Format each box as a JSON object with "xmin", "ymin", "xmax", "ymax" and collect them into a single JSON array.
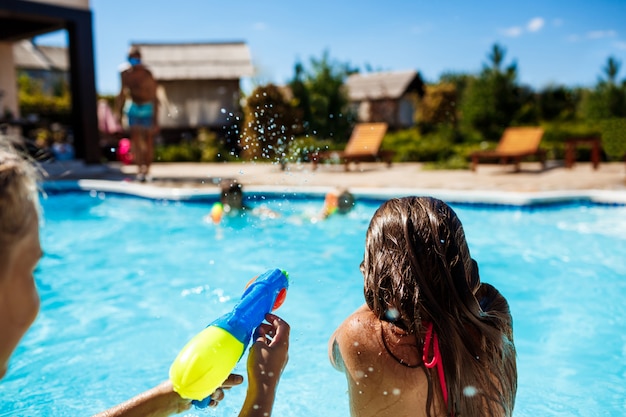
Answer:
[{"xmin": 422, "ymin": 322, "xmax": 449, "ymax": 412}]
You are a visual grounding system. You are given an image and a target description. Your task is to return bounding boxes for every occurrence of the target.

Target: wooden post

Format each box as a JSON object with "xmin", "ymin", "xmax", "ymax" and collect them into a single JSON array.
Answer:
[{"xmin": 66, "ymin": 10, "xmax": 100, "ymax": 163}]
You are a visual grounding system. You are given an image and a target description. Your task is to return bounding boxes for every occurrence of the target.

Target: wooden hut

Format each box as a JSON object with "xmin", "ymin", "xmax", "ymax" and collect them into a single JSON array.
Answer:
[
  {"xmin": 345, "ymin": 70, "xmax": 424, "ymax": 130},
  {"xmin": 131, "ymin": 42, "xmax": 254, "ymax": 136}
]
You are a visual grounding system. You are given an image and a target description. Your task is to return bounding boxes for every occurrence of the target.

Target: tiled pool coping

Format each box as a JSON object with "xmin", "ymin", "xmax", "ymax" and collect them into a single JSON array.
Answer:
[{"xmin": 43, "ymin": 179, "xmax": 626, "ymax": 207}]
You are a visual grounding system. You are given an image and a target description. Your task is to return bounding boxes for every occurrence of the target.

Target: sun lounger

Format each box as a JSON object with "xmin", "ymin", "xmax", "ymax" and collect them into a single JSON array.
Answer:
[
  {"xmin": 471, "ymin": 127, "xmax": 546, "ymax": 172},
  {"xmin": 311, "ymin": 123, "xmax": 393, "ymax": 171}
]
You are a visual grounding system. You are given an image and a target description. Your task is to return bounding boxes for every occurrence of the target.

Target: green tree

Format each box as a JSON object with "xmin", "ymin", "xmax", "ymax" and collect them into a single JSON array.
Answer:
[
  {"xmin": 580, "ymin": 56, "xmax": 626, "ymax": 120},
  {"xmin": 416, "ymin": 83, "xmax": 458, "ymax": 131},
  {"xmin": 459, "ymin": 43, "xmax": 529, "ymax": 140},
  {"xmin": 289, "ymin": 62, "xmax": 312, "ymax": 130},
  {"xmin": 439, "ymin": 72, "xmax": 472, "ymax": 104},
  {"xmin": 288, "ymin": 50, "xmax": 356, "ymax": 142},
  {"xmin": 241, "ymin": 84, "xmax": 300, "ymax": 165},
  {"xmin": 537, "ymin": 85, "xmax": 580, "ymax": 121}
]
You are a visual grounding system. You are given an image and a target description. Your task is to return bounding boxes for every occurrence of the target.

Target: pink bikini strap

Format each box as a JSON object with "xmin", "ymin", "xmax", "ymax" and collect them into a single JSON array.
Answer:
[{"xmin": 423, "ymin": 322, "xmax": 449, "ymax": 411}]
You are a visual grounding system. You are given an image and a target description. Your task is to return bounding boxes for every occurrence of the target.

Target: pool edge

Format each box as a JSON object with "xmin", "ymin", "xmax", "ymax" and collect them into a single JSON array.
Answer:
[{"xmin": 42, "ymin": 179, "xmax": 626, "ymax": 207}]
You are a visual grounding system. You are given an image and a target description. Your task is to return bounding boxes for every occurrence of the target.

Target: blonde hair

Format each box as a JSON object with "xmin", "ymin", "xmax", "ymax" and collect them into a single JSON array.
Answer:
[{"xmin": 0, "ymin": 141, "xmax": 41, "ymax": 263}]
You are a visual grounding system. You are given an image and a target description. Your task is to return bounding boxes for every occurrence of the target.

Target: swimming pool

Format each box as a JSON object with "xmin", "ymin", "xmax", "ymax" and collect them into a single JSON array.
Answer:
[{"xmin": 1, "ymin": 190, "xmax": 625, "ymax": 416}]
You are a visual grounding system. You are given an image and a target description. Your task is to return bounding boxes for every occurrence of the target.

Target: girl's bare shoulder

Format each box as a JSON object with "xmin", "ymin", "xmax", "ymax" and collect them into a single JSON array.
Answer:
[
  {"xmin": 336, "ymin": 305, "xmax": 378, "ymax": 339},
  {"xmin": 332, "ymin": 306, "xmax": 383, "ymax": 365}
]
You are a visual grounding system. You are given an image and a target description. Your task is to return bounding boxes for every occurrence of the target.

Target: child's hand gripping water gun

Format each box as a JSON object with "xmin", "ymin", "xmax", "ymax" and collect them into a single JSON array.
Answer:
[{"xmin": 169, "ymin": 268, "xmax": 289, "ymax": 403}]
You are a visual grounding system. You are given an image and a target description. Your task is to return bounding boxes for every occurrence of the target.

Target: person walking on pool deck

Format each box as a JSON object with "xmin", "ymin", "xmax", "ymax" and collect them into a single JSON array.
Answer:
[
  {"xmin": 329, "ymin": 196, "xmax": 517, "ymax": 417},
  {"xmin": 116, "ymin": 46, "xmax": 159, "ymax": 182},
  {"xmin": 0, "ymin": 142, "xmax": 290, "ymax": 417}
]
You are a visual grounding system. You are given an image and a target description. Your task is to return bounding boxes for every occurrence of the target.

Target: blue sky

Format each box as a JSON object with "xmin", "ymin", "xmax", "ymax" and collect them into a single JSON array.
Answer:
[{"xmin": 36, "ymin": 0, "xmax": 626, "ymax": 95}]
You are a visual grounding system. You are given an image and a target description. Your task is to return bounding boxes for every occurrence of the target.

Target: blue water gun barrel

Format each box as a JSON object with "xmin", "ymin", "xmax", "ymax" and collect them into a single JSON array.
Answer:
[{"xmin": 170, "ymin": 268, "xmax": 289, "ymax": 401}]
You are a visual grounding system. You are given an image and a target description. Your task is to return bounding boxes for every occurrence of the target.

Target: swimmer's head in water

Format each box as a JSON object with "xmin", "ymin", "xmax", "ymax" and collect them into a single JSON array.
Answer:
[
  {"xmin": 220, "ymin": 179, "xmax": 243, "ymax": 210},
  {"xmin": 337, "ymin": 191, "xmax": 355, "ymax": 214}
]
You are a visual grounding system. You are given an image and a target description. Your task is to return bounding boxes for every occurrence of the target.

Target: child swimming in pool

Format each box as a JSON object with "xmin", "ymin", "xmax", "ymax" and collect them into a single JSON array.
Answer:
[
  {"xmin": 319, "ymin": 189, "xmax": 355, "ymax": 219},
  {"xmin": 206, "ymin": 179, "xmax": 280, "ymax": 224},
  {"xmin": 329, "ymin": 196, "xmax": 517, "ymax": 417},
  {"xmin": 0, "ymin": 142, "xmax": 289, "ymax": 417}
]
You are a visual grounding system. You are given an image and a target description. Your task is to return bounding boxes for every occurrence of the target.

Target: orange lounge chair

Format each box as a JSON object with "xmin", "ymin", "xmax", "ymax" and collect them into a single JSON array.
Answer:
[
  {"xmin": 471, "ymin": 127, "xmax": 546, "ymax": 172},
  {"xmin": 311, "ymin": 123, "xmax": 393, "ymax": 171}
]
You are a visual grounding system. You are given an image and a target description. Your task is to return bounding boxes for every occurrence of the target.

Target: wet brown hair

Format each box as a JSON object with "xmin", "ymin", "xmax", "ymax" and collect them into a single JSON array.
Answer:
[
  {"xmin": 0, "ymin": 142, "xmax": 40, "ymax": 266},
  {"xmin": 362, "ymin": 197, "xmax": 517, "ymax": 417},
  {"xmin": 219, "ymin": 178, "xmax": 243, "ymax": 208}
]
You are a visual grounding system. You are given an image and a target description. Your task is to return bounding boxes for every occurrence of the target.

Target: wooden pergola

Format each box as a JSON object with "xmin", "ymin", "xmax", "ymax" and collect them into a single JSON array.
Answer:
[{"xmin": 0, "ymin": 0, "xmax": 100, "ymax": 163}]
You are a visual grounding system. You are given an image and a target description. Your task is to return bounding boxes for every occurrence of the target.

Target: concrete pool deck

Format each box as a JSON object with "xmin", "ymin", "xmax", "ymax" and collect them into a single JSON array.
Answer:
[{"xmin": 40, "ymin": 159, "xmax": 626, "ymax": 205}]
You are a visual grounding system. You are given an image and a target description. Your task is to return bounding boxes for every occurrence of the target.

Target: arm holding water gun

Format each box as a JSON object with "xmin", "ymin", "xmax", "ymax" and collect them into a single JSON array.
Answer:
[
  {"xmin": 91, "ymin": 269, "xmax": 290, "ymax": 417},
  {"xmin": 239, "ymin": 312, "xmax": 290, "ymax": 417}
]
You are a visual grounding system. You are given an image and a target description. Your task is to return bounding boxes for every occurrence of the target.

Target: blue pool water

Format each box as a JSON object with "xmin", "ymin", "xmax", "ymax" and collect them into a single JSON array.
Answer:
[{"xmin": 1, "ymin": 191, "xmax": 625, "ymax": 416}]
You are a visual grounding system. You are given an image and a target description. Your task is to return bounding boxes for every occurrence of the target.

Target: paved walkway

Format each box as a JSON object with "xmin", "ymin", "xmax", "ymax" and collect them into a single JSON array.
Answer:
[{"xmin": 42, "ymin": 159, "xmax": 626, "ymax": 193}]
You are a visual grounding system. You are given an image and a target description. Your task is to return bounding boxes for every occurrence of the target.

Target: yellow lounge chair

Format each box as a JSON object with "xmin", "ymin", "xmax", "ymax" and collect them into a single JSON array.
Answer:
[
  {"xmin": 471, "ymin": 127, "xmax": 546, "ymax": 172},
  {"xmin": 311, "ymin": 123, "xmax": 393, "ymax": 171}
]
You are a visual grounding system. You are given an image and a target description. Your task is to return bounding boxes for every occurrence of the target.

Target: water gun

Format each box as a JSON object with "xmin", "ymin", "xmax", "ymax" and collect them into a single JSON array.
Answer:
[{"xmin": 169, "ymin": 268, "xmax": 289, "ymax": 402}]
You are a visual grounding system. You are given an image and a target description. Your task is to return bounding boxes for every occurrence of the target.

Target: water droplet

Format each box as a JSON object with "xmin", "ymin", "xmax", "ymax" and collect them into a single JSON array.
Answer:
[
  {"xmin": 384, "ymin": 308, "xmax": 400, "ymax": 321},
  {"xmin": 392, "ymin": 388, "xmax": 401, "ymax": 395},
  {"xmin": 463, "ymin": 385, "xmax": 478, "ymax": 397}
]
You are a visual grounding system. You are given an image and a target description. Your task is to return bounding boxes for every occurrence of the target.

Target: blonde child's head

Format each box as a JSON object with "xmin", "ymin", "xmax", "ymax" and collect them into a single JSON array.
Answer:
[{"xmin": 0, "ymin": 142, "xmax": 41, "ymax": 264}]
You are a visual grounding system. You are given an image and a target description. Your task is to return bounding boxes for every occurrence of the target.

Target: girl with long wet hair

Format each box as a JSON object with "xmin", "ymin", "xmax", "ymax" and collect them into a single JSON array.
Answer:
[{"xmin": 329, "ymin": 196, "xmax": 516, "ymax": 417}]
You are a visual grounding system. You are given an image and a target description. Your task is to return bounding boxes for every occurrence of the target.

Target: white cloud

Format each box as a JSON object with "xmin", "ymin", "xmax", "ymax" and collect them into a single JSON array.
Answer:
[
  {"xmin": 615, "ymin": 41, "xmax": 626, "ymax": 50},
  {"xmin": 527, "ymin": 17, "xmax": 545, "ymax": 32},
  {"xmin": 587, "ymin": 30, "xmax": 617, "ymax": 39},
  {"xmin": 501, "ymin": 26, "xmax": 523, "ymax": 37},
  {"xmin": 500, "ymin": 17, "xmax": 545, "ymax": 37}
]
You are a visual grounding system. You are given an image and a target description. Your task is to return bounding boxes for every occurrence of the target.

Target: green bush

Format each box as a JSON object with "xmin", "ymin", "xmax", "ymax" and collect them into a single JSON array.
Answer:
[
  {"xmin": 600, "ymin": 118, "xmax": 626, "ymax": 161},
  {"xmin": 541, "ymin": 121, "xmax": 601, "ymax": 160},
  {"xmin": 155, "ymin": 129, "xmax": 228, "ymax": 162},
  {"xmin": 155, "ymin": 142, "xmax": 201, "ymax": 162},
  {"xmin": 422, "ymin": 154, "xmax": 470, "ymax": 170},
  {"xmin": 283, "ymin": 136, "xmax": 333, "ymax": 163},
  {"xmin": 18, "ymin": 72, "xmax": 71, "ymax": 124},
  {"xmin": 384, "ymin": 127, "xmax": 455, "ymax": 162}
]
